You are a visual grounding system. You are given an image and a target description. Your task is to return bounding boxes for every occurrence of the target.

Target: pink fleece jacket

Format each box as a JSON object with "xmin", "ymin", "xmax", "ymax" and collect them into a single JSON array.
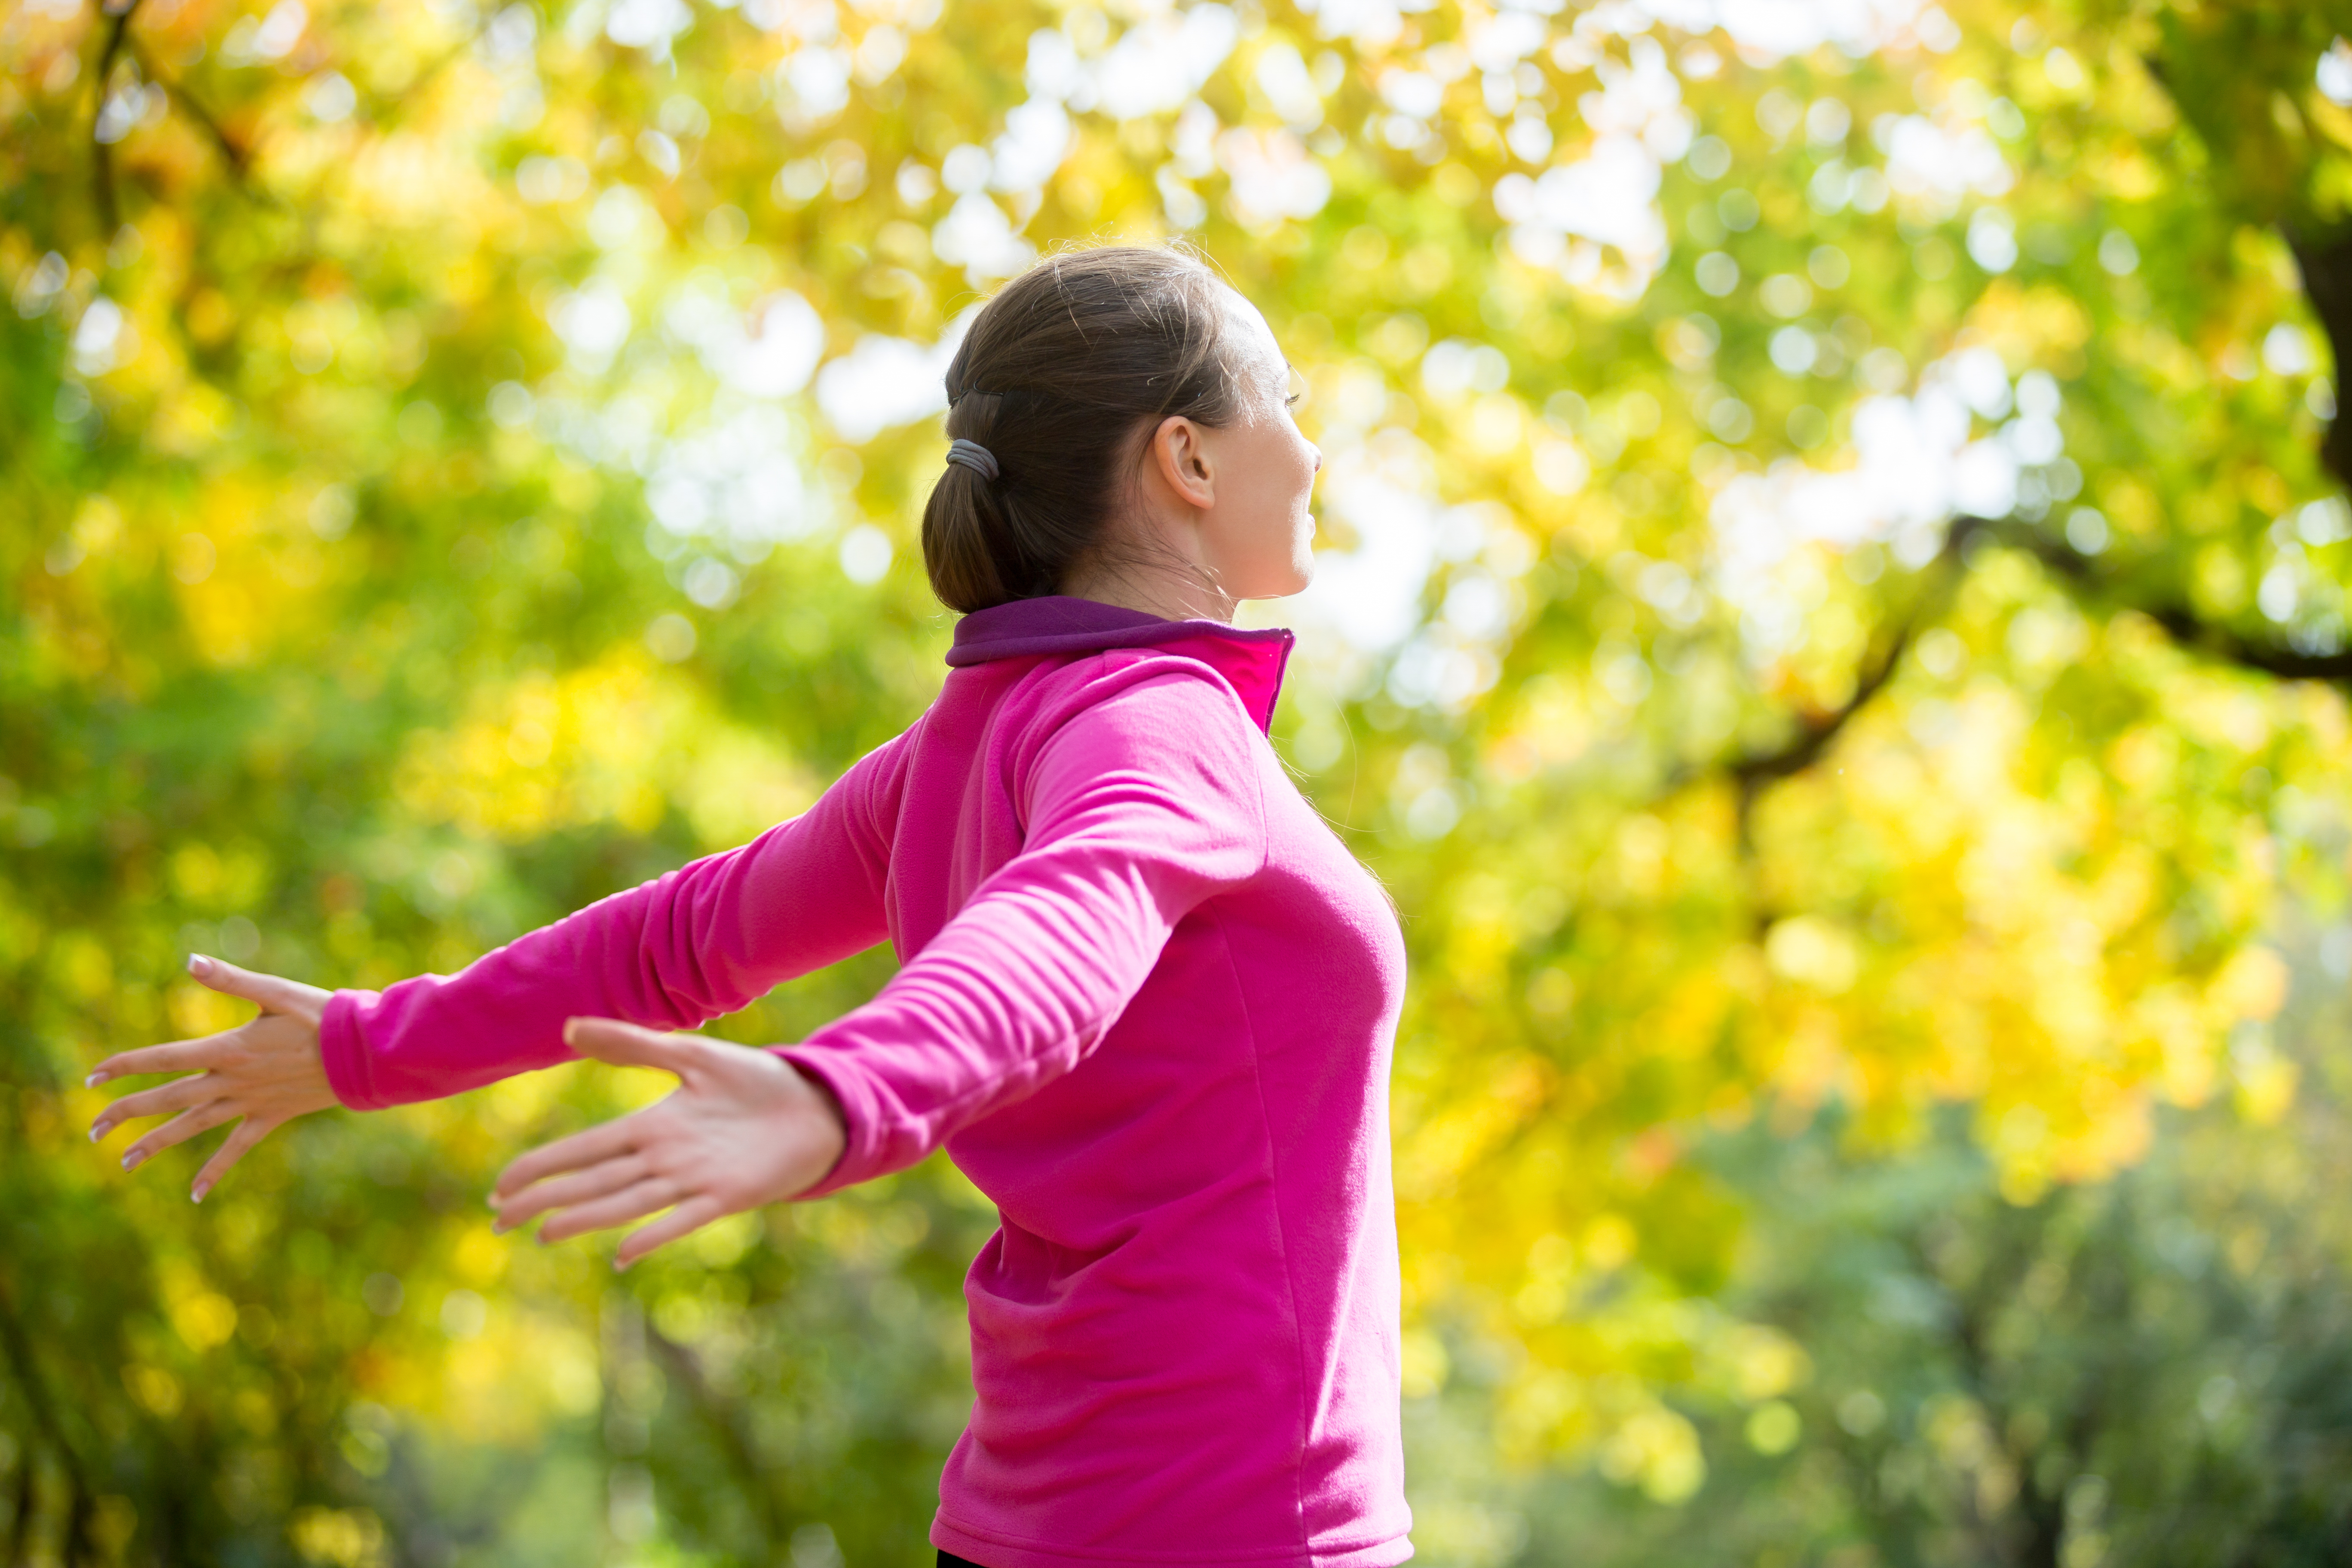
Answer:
[{"xmin": 318, "ymin": 595, "xmax": 1413, "ymax": 1568}]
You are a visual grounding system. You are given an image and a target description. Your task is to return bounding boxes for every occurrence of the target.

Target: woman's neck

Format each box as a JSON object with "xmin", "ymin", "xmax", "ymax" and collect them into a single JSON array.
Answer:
[{"xmin": 1058, "ymin": 561, "xmax": 1239, "ymax": 625}]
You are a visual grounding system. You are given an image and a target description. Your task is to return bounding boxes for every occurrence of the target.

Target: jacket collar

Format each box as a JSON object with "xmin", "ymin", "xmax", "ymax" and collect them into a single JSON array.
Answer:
[{"xmin": 946, "ymin": 595, "xmax": 1295, "ymax": 734}]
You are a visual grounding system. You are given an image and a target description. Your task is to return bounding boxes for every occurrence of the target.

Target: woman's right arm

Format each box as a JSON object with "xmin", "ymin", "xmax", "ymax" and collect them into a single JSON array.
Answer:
[
  {"xmin": 89, "ymin": 727, "xmax": 914, "ymax": 1191},
  {"xmin": 321, "ymin": 729, "xmax": 911, "ymax": 1109}
]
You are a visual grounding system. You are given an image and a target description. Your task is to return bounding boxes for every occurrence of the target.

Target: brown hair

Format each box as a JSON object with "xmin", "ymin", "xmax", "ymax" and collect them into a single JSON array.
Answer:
[{"xmin": 921, "ymin": 244, "xmax": 1257, "ymax": 614}]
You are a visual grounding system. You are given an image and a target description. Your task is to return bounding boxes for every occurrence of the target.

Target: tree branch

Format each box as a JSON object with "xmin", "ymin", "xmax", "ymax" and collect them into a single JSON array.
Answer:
[
  {"xmin": 1727, "ymin": 617, "xmax": 1918, "ymax": 795},
  {"xmin": 89, "ymin": 0, "xmax": 144, "ymax": 235},
  {"xmin": 1678, "ymin": 502, "xmax": 2352, "ymax": 831},
  {"xmin": 128, "ymin": 36, "xmax": 256, "ymax": 187},
  {"xmin": 641, "ymin": 1318, "xmax": 794, "ymax": 1559},
  {"xmin": 0, "ymin": 1274, "xmax": 95, "ymax": 1545},
  {"xmin": 2283, "ymin": 222, "xmax": 2352, "ymax": 490},
  {"xmin": 1673, "ymin": 524, "xmax": 1969, "ymax": 824},
  {"xmin": 2, "ymin": 1452, "xmax": 30, "ymax": 1565},
  {"xmin": 1953, "ymin": 513, "xmax": 2352, "ymax": 684}
]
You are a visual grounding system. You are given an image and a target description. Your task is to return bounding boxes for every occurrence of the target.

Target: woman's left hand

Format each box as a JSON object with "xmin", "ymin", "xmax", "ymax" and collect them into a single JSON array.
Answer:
[{"xmin": 490, "ymin": 1017, "xmax": 847, "ymax": 1270}]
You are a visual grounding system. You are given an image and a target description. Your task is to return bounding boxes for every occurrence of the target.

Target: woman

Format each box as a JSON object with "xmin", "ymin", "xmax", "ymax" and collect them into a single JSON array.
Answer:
[{"xmin": 88, "ymin": 244, "xmax": 1412, "ymax": 1568}]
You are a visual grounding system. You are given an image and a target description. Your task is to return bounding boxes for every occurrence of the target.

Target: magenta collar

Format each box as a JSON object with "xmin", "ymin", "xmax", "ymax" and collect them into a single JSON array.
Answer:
[{"xmin": 946, "ymin": 595, "xmax": 1296, "ymax": 733}]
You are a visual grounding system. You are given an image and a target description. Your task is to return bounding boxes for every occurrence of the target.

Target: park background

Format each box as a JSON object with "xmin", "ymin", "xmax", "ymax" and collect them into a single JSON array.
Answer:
[{"xmin": 9, "ymin": 0, "xmax": 2352, "ymax": 1562}]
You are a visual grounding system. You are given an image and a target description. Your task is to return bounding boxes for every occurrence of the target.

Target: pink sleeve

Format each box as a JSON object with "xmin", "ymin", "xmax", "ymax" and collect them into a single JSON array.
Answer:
[
  {"xmin": 778, "ymin": 668, "xmax": 1268, "ymax": 1197},
  {"xmin": 317, "ymin": 731, "xmax": 912, "ymax": 1110}
]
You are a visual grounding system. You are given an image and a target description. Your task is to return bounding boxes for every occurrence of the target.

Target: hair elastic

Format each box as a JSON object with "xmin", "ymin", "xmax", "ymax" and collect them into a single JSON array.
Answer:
[{"xmin": 945, "ymin": 438, "xmax": 1000, "ymax": 481}]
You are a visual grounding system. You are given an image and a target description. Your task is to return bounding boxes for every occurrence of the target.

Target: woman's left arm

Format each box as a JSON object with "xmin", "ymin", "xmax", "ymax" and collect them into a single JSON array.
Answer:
[
  {"xmin": 781, "ymin": 668, "xmax": 1270, "ymax": 1195},
  {"xmin": 486, "ymin": 662, "xmax": 1269, "ymax": 1266}
]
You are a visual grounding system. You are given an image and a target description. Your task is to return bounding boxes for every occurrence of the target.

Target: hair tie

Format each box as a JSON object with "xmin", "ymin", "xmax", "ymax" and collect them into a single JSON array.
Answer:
[{"xmin": 945, "ymin": 438, "xmax": 1000, "ymax": 481}]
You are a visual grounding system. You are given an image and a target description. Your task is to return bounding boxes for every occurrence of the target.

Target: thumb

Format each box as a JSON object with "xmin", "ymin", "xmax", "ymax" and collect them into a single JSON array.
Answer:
[
  {"xmin": 563, "ymin": 1017, "xmax": 704, "ymax": 1075},
  {"xmin": 189, "ymin": 954, "xmax": 324, "ymax": 1016}
]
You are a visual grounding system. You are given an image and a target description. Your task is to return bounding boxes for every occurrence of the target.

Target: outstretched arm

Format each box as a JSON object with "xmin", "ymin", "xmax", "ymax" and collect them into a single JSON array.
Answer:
[{"xmin": 89, "ymin": 728, "xmax": 913, "ymax": 1197}]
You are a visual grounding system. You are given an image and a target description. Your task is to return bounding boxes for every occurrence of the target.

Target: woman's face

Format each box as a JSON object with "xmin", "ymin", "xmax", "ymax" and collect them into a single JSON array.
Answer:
[
  {"xmin": 1114, "ymin": 287, "xmax": 1323, "ymax": 611},
  {"xmin": 1192, "ymin": 289, "xmax": 1323, "ymax": 600}
]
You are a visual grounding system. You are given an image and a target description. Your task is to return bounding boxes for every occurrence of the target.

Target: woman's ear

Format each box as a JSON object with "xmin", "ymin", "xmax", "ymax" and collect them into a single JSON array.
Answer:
[{"xmin": 1151, "ymin": 416, "xmax": 1217, "ymax": 509}]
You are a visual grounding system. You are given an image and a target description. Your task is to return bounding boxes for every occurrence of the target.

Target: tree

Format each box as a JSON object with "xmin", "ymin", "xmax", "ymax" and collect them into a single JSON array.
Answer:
[{"xmin": 6, "ymin": 0, "xmax": 2352, "ymax": 1559}]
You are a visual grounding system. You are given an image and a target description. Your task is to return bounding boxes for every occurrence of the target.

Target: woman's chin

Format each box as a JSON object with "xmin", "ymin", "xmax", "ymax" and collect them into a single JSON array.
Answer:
[{"xmin": 1263, "ymin": 559, "xmax": 1314, "ymax": 599}]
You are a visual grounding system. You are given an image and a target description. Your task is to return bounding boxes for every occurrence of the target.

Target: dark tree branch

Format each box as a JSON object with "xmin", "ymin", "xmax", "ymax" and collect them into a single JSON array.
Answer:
[
  {"xmin": 128, "ymin": 37, "xmax": 255, "ymax": 186},
  {"xmin": 641, "ymin": 1318, "xmax": 794, "ymax": 1562},
  {"xmin": 2137, "ymin": 602, "xmax": 2352, "ymax": 681},
  {"xmin": 0, "ymin": 1275, "xmax": 95, "ymax": 1561},
  {"xmin": 1917, "ymin": 1216, "xmax": 2064, "ymax": 1567},
  {"xmin": 1676, "ymin": 521, "xmax": 1971, "ymax": 823},
  {"xmin": 2, "ymin": 1452, "xmax": 30, "ymax": 1565},
  {"xmin": 1679, "ymin": 502, "xmax": 2352, "ymax": 836},
  {"xmin": 2283, "ymin": 221, "xmax": 2352, "ymax": 490},
  {"xmin": 1727, "ymin": 617, "xmax": 1917, "ymax": 795},
  {"xmin": 89, "ymin": 0, "xmax": 143, "ymax": 235},
  {"xmin": 1953, "ymin": 512, "xmax": 2352, "ymax": 684}
]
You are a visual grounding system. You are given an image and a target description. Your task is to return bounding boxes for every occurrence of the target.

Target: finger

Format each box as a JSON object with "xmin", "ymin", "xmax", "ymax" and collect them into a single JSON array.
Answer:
[
  {"xmin": 615, "ymin": 1194, "xmax": 728, "ymax": 1271},
  {"xmin": 187, "ymin": 953, "xmax": 325, "ymax": 1015},
  {"xmin": 492, "ymin": 1154, "xmax": 648, "ymax": 1231},
  {"xmin": 86, "ymin": 1035, "xmax": 233, "ymax": 1086},
  {"xmin": 119, "ymin": 1100, "xmax": 238, "ymax": 1172},
  {"xmin": 493, "ymin": 1115, "xmax": 642, "ymax": 1201},
  {"xmin": 535, "ymin": 1177, "xmax": 682, "ymax": 1246},
  {"xmin": 191, "ymin": 1117, "xmax": 277, "ymax": 1203},
  {"xmin": 89, "ymin": 1072, "xmax": 220, "ymax": 1142},
  {"xmin": 562, "ymin": 1017, "xmax": 708, "ymax": 1076}
]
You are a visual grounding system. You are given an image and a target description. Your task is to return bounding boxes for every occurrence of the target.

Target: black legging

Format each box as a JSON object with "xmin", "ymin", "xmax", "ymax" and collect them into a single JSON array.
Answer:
[{"xmin": 938, "ymin": 1555, "xmax": 989, "ymax": 1568}]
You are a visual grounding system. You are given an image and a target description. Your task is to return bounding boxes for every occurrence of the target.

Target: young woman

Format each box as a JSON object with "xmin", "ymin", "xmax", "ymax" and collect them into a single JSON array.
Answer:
[{"xmin": 88, "ymin": 245, "xmax": 1413, "ymax": 1568}]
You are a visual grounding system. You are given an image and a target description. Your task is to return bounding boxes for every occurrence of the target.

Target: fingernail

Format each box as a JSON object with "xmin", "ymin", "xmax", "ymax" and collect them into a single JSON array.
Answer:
[
  {"xmin": 89, "ymin": 1123, "xmax": 105, "ymax": 1143},
  {"xmin": 121, "ymin": 1152, "xmax": 143, "ymax": 1171},
  {"xmin": 192, "ymin": 1185, "xmax": 207, "ymax": 1204},
  {"xmin": 490, "ymin": 1219, "xmax": 507, "ymax": 1235},
  {"xmin": 562, "ymin": 1018, "xmax": 579, "ymax": 1046},
  {"xmin": 188, "ymin": 954, "xmax": 214, "ymax": 978},
  {"xmin": 86, "ymin": 1072, "xmax": 108, "ymax": 1087}
]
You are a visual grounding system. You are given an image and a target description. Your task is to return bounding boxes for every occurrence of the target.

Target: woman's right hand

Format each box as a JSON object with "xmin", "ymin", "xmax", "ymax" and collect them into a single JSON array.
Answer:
[{"xmin": 88, "ymin": 955, "xmax": 340, "ymax": 1202}]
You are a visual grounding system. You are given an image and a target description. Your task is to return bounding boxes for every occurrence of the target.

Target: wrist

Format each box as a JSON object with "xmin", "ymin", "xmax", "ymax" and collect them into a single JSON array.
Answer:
[
  {"xmin": 316, "ymin": 989, "xmax": 385, "ymax": 1111},
  {"xmin": 772, "ymin": 1047, "xmax": 857, "ymax": 1197},
  {"xmin": 794, "ymin": 1065, "xmax": 848, "ymax": 1167}
]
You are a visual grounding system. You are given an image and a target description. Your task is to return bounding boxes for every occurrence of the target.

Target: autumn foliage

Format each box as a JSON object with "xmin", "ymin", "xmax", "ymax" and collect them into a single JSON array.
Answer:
[{"xmin": 8, "ymin": 0, "xmax": 2352, "ymax": 1562}]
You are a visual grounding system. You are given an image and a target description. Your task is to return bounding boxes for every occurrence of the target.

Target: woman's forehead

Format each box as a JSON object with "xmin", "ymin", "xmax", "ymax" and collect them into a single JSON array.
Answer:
[{"xmin": 1217, "ymin": 288, "xmax": 1286, "ymax": 374}]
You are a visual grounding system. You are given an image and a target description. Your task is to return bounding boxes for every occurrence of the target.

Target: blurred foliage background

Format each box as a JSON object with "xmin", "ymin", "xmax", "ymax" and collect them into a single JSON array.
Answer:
[{"xmin": 9, "ymin": 0, "xmax": 2352, "ymax": 1562}]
